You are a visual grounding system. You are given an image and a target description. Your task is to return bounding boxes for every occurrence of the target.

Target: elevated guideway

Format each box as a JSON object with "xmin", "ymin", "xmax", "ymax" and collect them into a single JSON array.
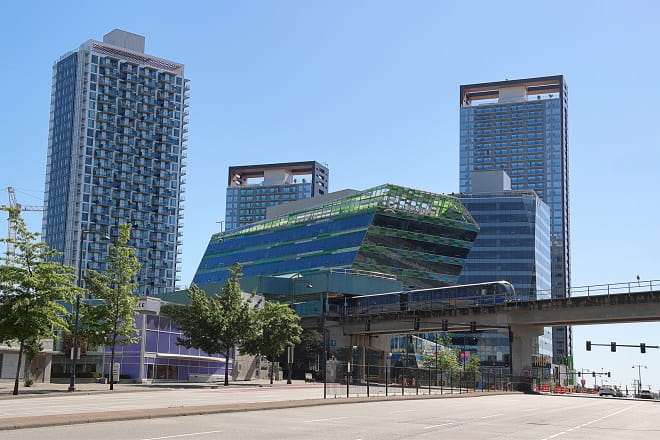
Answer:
[{"xmin": 329, "ymin": 279, "xmax": 660, "ymax": 381}]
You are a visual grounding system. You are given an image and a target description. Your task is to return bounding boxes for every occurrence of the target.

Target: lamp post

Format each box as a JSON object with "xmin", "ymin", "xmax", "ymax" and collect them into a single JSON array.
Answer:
[
  {"xmin": 287, "ymin": 275, "xmax": 312, "ymax": 384},
  {"xmin": 69, "ymin": 229, "xmax": 109, "ymax": 392},
  {"xmin": 632, "ymin": 364, "xmax": 647, "ymax": 396},
  {"xmin": 386, "ymin": 352, "xmax": 392, "ymax": 396},
  {"xmin": 323, "ymin": 326, "xmax": 329, "ymax": 399}
]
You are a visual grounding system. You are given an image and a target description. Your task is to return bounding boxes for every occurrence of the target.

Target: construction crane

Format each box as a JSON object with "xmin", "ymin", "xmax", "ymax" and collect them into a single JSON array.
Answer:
[{"xmin": 2, "ymin": 187, "xmax": 44, "ymax": 261}]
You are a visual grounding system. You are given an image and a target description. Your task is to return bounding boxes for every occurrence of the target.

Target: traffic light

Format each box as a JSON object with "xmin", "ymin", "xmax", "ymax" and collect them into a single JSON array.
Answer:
[
  {"xmin": 641, "ymin": 343, "xmax": 646, "ymax": 353},
  {"xmin": 441, "ymin": 320, "xmax": 448, "ymax": 331},
  {"xmin": 611, "ymin": 342, "xmax": 616, "ymax": 352},
  {"xmin": 578, "ymin": 372, "xmax": 581, "ymax": 377},
  {"xmin": 608, "ymin": 372, "xmax": 611, "ymax": 378},
  {"xmin": 586, "ymin": 341, "xmax": 591, "ymax": 351},
  {"xmin": 470, "ymin": 321, "xmax": 477, "ymax": 332},
  {"xmin": 592, "ymin": 372, "xmax": 596, "ymax": 377}
]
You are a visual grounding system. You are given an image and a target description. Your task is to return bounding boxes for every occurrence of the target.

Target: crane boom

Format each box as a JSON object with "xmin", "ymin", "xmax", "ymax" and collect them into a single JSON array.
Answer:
[{"xmin": 2, "ymin": 186, "xmax": 44, "ymax": 262}]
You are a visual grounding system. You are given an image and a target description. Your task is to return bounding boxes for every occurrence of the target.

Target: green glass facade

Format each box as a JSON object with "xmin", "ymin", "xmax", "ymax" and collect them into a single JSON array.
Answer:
[{"xmin": 194, "ymin": 184, "xmax": 479, "ymax": 289}]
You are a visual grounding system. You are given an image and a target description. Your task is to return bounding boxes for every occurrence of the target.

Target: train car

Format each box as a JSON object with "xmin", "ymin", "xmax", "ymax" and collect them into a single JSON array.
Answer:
[
  {"xmin": 345, "ymin": 281, "xmax": 515, "ymax": 316},
  {"xmin": 407, "ymin": 281, "xmax": 515, "ymax": 311}
]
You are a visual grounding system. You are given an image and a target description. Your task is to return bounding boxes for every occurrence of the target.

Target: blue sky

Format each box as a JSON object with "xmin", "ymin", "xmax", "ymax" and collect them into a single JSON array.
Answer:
[{"xmin": 1, "ymin": 1, "xmax": 659, "ymax": 390}]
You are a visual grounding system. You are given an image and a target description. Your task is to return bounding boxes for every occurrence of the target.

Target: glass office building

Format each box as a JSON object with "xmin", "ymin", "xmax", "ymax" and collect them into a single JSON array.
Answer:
[
  {"xmin": 42, "ymin": 30, "xmax": 187, "ymax": 295},
  {"xmin": 225, "ymin": 161, "xmax": 329, "ymax": 230},
  {"xmin": 459, "ymin": 76, "xmax": 571, "ymax": 362},
  {"xmin": 458, "ymin": 184, "xmax": 553, "ymax": 363},
  {"xmin": 195, "ymin": 184, "xmax": 479, "ymax": 289},
  {"xmin": 458, "ymin": 190, "xmax": 551, "ymax": 301}
]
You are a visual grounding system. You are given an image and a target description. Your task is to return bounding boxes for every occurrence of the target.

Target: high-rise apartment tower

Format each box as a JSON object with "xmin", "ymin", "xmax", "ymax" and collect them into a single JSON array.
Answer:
[
  {"xmin": 42, "ymin": 29, "xmax": 188, "ymax": 295},
  {"xmin": 459, "ymin": 76, "xmax": 570, "ymax": 361},
  {"xmin": 225, "ymin": 161, "xmax": 328, "ymax": 230}
]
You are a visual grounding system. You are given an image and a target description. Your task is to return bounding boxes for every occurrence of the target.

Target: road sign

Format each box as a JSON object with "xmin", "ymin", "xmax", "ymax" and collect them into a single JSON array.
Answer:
[{"xmin": 330, "ymin": 339, "xmax": 336, "ymax": 347}]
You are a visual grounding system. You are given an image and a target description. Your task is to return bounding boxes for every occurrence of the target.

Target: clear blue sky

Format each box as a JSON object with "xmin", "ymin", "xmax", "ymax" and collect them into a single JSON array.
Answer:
[{"xmin": 2, "ymin": 1, "xmax": 659, "ymax": 391}]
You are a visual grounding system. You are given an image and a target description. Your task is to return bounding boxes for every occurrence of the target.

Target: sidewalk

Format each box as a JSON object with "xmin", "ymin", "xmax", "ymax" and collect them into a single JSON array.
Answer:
[
  {"xmin": 0, "ymin": 378, "xmax": 288, "ymax": 398},
  {"xmin": 0, "ymin": 380, "xmax": 513, "ymax": 431}
]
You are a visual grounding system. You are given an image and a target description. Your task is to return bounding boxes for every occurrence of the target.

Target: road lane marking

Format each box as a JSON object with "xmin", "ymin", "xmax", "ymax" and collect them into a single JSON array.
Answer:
[
  {"xmin": 304, "ymin": 416, "xmax": 349, "ymax": 423},
  {"xmin": 538, "ymin": 403, "xmax": 637, "ymax": 440},
  {"xmin": 481, "ymin": 413, "xmax": 504, "ymax": 419},
  {"xmin": 142, "ymin": 431, "xmax": 223, "ymax": 440},
  {"xmin": 424, "ymin": 423, "xmax": 453, "ymax": 429},
  {"xmin": 390, "ymin": 409, "xmax": 413, "ymax": 414}
]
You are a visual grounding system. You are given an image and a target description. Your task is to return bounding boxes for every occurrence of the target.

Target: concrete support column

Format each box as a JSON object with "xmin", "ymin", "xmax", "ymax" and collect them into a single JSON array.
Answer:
[
  {"xmin": 510, "ymin": 325, "xmax": 544, "ymax": 378},
  {"xmin": 357, "ymin": 337, "xmax": 366, "ymax": 382}
]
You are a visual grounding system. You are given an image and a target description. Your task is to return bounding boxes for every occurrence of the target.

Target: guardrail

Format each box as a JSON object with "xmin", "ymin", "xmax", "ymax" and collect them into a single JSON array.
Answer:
[{"xmin": 537, "ymin": 279, "xmax": 659, "ymax": 298}]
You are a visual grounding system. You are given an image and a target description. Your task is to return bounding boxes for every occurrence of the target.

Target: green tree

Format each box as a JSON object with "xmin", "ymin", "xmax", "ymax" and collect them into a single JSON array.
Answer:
[
  {"xmin": 243, "ymin": 300, "xmax": 303, "ymax": 384},
  {"xmin": 465, "ymin": 354, "xmax": 482, "ymax": 384},
  {"xmin": 294, "ymin": 328, "xmax": 323, "ymax": 374},
  {"xmin": 162, "ymin": 264, "xmax": 255, "ymax": 386},
  {"xmin": 0, "ymin": 208, "xmax": 78, "ymax": 395},
  {"xmin": 81, "ymin": 223, "xmax": 140, "ymax": 390},
  {"xmin": 421, "ymin": 333, "xmax": 461, "ymax": 385}
]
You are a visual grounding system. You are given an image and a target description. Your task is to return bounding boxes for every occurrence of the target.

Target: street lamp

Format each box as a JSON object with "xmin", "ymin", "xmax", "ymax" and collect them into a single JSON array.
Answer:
[
  {"xmin": 287, "ymin": 275, "xmax": 312, "ymax": 384},
  {"xmin": 323, "ymin": 326, "xmax": 329, "ymax": 399},
  {"xmin": 68, "ymin": 229, "xmax": 109, "ymax": 392},
  {"xmin": 632, "ymin": 364, "xmax": 647, "ymax": 396}
]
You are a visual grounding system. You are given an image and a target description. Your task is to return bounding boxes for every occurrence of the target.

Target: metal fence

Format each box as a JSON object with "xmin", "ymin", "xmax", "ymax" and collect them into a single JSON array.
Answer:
[{"xmin": 321, "ymin": 363, "xmax": 528, "ymax": 398}]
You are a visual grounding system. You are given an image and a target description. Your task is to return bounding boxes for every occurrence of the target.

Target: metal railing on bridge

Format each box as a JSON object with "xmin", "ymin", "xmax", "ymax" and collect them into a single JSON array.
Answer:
[{"xmin": 537, "ymin": 279, "xmax": 659, "ymax": 299}]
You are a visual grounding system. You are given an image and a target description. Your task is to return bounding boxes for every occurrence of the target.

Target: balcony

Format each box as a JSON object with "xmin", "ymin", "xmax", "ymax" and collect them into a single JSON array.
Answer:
[
  {"xmin": 98, "ymin": 95, "xmax": 116, "ymax": 105},
  {"xmin": 100, "ymin": 59, "xmax": 117, "ymax": 68},
  {"xmin": 98, "ymin": 77, "xmax": 116, "ymax": 87},
  {"xmin": 117, "ymin": 118, "xmax": 133, "ymax": 127},
  {"xmin": 120, "ymin": 64, "xmax": 138, "ymax": 74},
  {"xmin": 118, "ymin": 99, "xmax": 135, "ymax": 109}
]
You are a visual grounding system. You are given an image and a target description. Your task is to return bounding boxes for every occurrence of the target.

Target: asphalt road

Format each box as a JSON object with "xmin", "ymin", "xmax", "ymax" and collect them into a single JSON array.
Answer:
[{"xmin": 3, "ymin": 394, "xmax": 658, "ymax": 440}]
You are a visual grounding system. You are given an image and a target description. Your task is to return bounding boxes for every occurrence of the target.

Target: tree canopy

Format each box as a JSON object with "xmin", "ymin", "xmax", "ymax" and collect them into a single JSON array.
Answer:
[
  {"xmin": 0, "ymin": 208, "xmax": 78, "ymax": 395},
  {"xmin": 162, "ymin": 264, "xmax": 255, "ymax": 386},
  {"xmin": 81, "ymin": 222, "xmax": 140, "ymax": 390},
  {"xmin": 242, "ymin": 300, "xmax": 303, "ymax": 384}
]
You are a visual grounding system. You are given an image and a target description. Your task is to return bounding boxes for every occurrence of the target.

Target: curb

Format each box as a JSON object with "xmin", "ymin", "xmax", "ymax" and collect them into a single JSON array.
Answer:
[{"xmin": 0, "ymin": 391, "xmax": 515, "ymax": 431}]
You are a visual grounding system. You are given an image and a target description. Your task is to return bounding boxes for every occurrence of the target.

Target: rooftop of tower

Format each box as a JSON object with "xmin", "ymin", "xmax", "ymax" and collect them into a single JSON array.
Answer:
[{"xmin": 460, "ymin": 75, "xmax": 565, "ymax": 106}]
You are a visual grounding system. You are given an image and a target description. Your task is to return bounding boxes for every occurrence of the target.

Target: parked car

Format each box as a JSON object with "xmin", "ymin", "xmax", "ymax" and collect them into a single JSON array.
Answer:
[
  {"xmin": 599, "ymin": 386, "xmax": 616, "ymax": 397},
  {"xmin": 639, "ymin": 390, "xmax": 653, "ymax": 399}
]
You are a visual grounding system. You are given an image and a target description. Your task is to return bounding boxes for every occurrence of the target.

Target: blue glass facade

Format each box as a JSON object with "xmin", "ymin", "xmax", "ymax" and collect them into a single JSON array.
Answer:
[
  {"xmin": 43, "ymin": 53, "xmax": 78, "ymax": 263},
  {"xmin": 457, "ymin": 191, "xmax": 551, "ymax": 301},
  {"xmin": 459, "ymin": 76, "xmax": 571, "ymax": 361},
  {"xmin": 457, "ymin": 191, "xmax": 553, "ymax": 360}
]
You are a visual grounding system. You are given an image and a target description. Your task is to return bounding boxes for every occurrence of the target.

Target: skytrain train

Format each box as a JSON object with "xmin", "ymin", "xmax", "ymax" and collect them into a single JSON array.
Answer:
[{"xmin": 345, "ymin": 281, "xmax": 516, "ymax": 316}]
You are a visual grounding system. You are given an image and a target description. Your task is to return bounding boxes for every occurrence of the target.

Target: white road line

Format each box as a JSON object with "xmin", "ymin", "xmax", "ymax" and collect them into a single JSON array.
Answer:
[
  {"xmin": 481, "ymin": 413, "xmax": 504, "ymax": 419},
  {"xmin": 390, "ymin": 409, "xmax": 413, "ymax": 414},
  {"xmin": 424, "ymin": 423, "xmax": 453, "ymax": 429},
  {"xmin": 304, "ymin": 416, "xmax": 349, "ymax": 423},
  {"xmin": 142, "ymin": 430, "xmax": 223, "ymax": 440},
  {"xmin": 538, "ymin": 403, "xmax": 637, "ymax": 440}
]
